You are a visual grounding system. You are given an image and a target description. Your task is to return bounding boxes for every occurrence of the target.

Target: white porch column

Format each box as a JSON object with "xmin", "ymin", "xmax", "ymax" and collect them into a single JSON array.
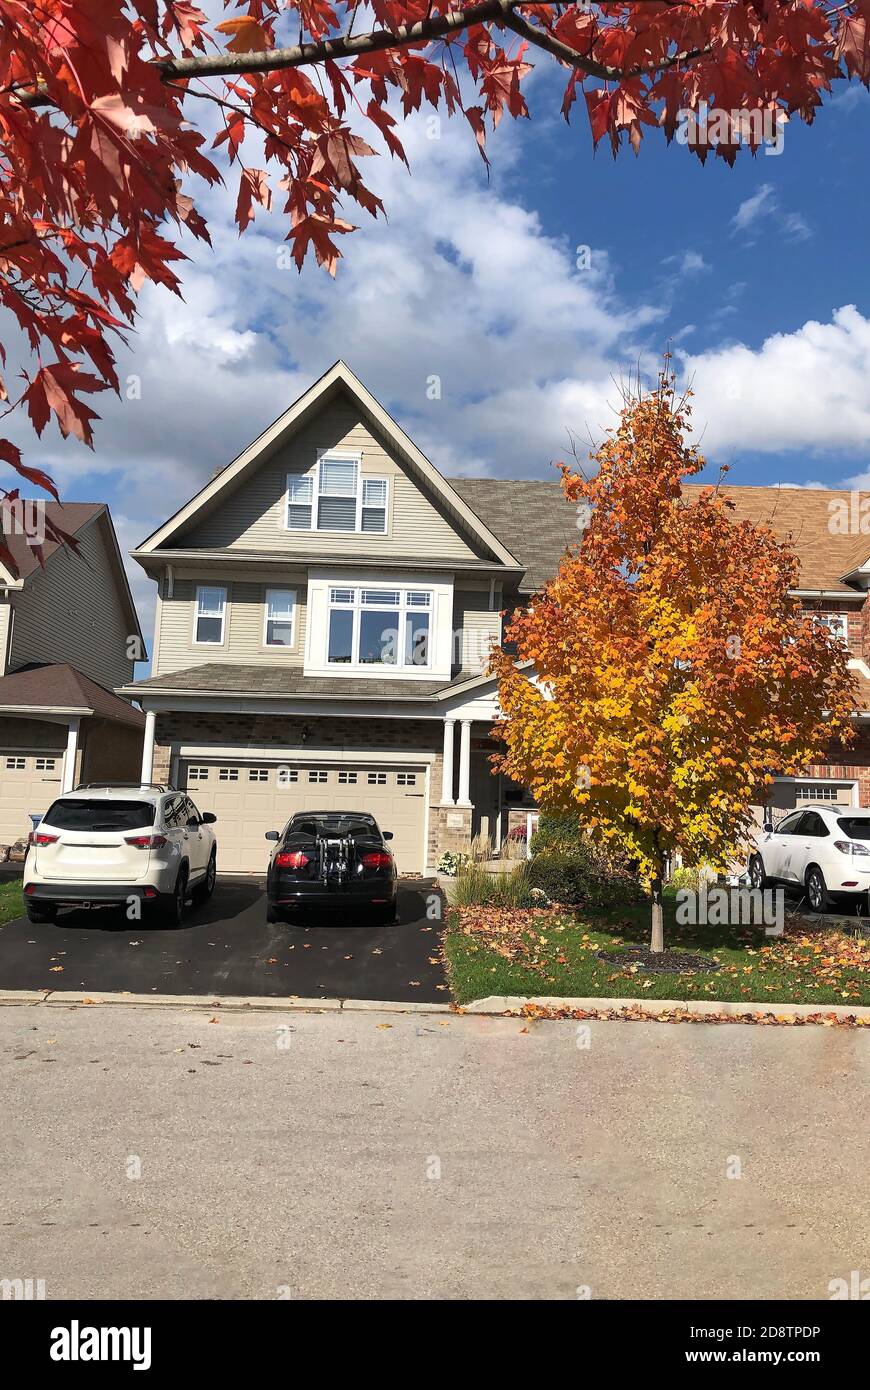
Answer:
[
  {"xmin": 61, "ymin": 717, "xmax": 80, "ymax": 793},
  {"xmin": 457, "ymin": 719, "xmax": 472, "ymax": 807},
  {"xmin": 441, "ymin": 718, "xmax": 456, "ymax": 805},
  {"xmin": 141, "ymin": 709, "xmax": 156, "ymax": 784}
]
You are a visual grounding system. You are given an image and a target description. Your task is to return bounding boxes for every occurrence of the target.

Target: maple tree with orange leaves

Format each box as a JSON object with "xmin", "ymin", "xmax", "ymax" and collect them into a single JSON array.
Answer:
[
  {"xmin": 491, "ymin": 366, "xmax": 858, "ymax": 952},
  {"xmin": 0, "ymin": 2, "xmax": 869, "ymax": 567}
]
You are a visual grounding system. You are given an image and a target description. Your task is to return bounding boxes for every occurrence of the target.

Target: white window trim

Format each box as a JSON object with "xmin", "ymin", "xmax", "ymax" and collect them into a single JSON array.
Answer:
[
  {"xmin": 193, "ymin": 584, "xmax": 227, "ymax": 647},
  {"xmin": 262, "ymin": 586, "xmax": 297, "ymax": 649},
  {"xmin": 326, "ymin": 584, "xmax": 433, "ymax": 672},
  {"xmin": 283, "ymin": 454, "xmax": 389, "ymax": 536}
]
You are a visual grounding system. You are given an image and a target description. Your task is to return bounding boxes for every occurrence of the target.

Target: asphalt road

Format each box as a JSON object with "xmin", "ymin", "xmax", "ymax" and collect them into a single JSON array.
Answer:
[
  {"xmin": 0, "ymin": 877, "xmax": 448, "ymax": 1003},
  {"xmin": 1, "ymin": 999, "xmax": 869, "ymax": 1300}
]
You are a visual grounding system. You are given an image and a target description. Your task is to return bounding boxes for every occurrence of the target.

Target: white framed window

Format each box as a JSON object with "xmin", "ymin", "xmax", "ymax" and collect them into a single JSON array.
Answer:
[
  {"xmin": 218, "ymin": 767, "xmax": 239, "ymax": 782},
  {"xmin": 264, "ymin": 588, "xmax": 296, "ymax": 648},
  {"xmin": 812, "ymin": 612, "xmax": 849, "ymax": 644},
  {"xmin": 35, "ymin": 758, "xmax": 57, "ymax": 772},
  {"xmin": 194, "ymin": 585, "xmax": 226, "ymax": 645},
  {"xmin": 327, "ymin": 586, "xmax": 432, "ymax": 669},
  {"xmin": 188, "ymin": 766, "xmax": 209, "ymax": 782},
  {"xmin": 396, "ymin": 773, "xmax": 416, "ymax": 786},
  {"xmin": 308, "ymin": 769, "xmax": 328, "ymax": 784},
  {"xmin": 5, "ymin": 756, "xmax": 25, "ymax": 770},
  {"xmin": 367, "ymin": 772, "xmax": 387, "ymax": 786},
  {"xmin": 285, "ymin": 458, "xmax": 388, "ymax": 535},
  {"xmin": 277, "ymin": 767, "xmax": 298, "ymax": 785},
  {"xmin": 338, "ymin": 770, "xmax": 358, "ymax": 784},
  {"xmin": 248, "ymin": 768, "xmax": 269, "ymax": 782}
]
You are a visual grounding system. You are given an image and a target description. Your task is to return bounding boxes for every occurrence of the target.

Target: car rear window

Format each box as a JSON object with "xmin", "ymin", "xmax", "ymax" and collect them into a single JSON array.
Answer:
[
  {"xmin": 836, "ymin": 817, "xmax": 870, "ymax": 841},
  {"xmin": 42, "ymin": 800, "xmax": 156, "ymax": 832},
  {"xmin": 290, "ymin": 814, "xmax": 378, "ymax": 838}
]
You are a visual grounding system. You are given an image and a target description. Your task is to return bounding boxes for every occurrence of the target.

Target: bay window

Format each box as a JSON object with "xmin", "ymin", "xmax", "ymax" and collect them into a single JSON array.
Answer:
[
  {"xmin": 327, "ymin": 587, "xmax": 431, "ymax": 669},
  {"xmin": 194, "ymin": 585, "xmax": 226, "ymax": 644},
  {"xmin": 285, "ymin": 458, "xmax": 388, "ymax": 534}
]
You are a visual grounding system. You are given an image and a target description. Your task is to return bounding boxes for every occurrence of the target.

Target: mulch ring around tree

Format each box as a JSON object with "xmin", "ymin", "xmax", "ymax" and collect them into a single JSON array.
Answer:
[{"xmin": 596, "ymin": 945, "xmax": 720, "ymax": 974}]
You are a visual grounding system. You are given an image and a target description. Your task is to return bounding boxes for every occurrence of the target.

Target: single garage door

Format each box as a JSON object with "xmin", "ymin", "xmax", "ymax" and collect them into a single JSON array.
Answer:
[
  {"xmin": 177, "ymin": 759, "xmax": 427, "ymax": 874},
  {"xmin": 0, "ymin": 752, "xmax": 63, "ymax": 844}
]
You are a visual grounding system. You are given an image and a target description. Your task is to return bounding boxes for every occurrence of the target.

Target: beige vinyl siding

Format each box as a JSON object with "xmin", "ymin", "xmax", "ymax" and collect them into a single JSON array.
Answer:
[
  {"xmin": 155, "ymin": 574, "xmax": 307, "ymax": 676},
  {"xmin": 178, "ymin": 393, "xmax": 483, "ymax": 562},
  {"xmin": 9, "ymin": 516, "xmax": 134, "ymax": 689},
  {"xmin": 454, "ymin": 588, "xmax": 501, "ymax": 672}
]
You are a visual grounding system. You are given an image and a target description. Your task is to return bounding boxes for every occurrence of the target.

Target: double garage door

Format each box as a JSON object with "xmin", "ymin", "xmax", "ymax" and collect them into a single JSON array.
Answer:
[
  {"xmin": 0, "ymin": 752, "xmax": 63, "ymax": 844},
  {"xmin": 178, "ymin": 759, "xmax": 427, "ymax": 874}
]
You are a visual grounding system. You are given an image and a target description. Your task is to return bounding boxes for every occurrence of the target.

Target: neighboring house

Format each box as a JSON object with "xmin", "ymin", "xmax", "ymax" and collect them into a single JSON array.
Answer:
[
  {"xmin": 121, "ymin": 361, "xmax": 870, "ymax": 874},
  {"xmin": 0, "ymin": 503, "xmax": 145, "ymax": 846}
]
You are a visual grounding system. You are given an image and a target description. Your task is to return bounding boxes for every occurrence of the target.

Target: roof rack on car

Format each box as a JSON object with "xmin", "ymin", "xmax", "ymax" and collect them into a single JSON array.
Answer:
[{"xmin": 74, "ymin": 781, "xmax": 173, "ymax": 792}]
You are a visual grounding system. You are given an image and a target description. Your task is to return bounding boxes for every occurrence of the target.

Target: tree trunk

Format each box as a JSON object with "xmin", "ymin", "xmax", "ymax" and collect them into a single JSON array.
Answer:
[{"xmin": 650, "ymin": 873, "xmax": 664, "ymax": 953}]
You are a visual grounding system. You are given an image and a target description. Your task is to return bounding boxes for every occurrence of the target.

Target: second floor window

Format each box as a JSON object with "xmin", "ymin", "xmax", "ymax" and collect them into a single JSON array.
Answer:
[
  {"xmin": 194, "ymin": 585, "xmax": 226, "ymax": 644},
  {"xmin": 264, "ymin": 588, "xmax": 296, "ymax": 647},
  {"xmin": 285, "ymin": 458, "xmax": 388, "ymax": 534},
  {"xmin": 327, "ymin": 586, "xmax": 431, "ymax": 669}
]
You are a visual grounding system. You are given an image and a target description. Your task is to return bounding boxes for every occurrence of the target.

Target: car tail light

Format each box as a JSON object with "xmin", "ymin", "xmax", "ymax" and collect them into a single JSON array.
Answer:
[
  {"xmin": 27, "ymin": 831, "xmax": 58, "ymax": 846},
  {"xmin": 360, "ymin": 851, "xmax": 392, "ymax": 869},
  {"xmin": 143, "ymin": 886, "xmax": 157, "ymax": 899},
  {"xmin": 24, "ymin": 883, "xmax": 36, "ymax": 895},
  {"xmin": 275, "ymin": 850, "xmax": 310, "ymax": 870},
  {"xmin": 834, "ymin": 839, "xmax": 870, "ymax": 856},
  {"xmin": 124, "ymin": 834, "xmax": 168, "ymax": 850}
]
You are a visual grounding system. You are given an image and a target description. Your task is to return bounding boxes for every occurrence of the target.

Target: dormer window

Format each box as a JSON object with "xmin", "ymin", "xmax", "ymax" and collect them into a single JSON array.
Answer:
[{"xmin": 285, "ymin": 457, "xmax": 388, "ymax": 535}]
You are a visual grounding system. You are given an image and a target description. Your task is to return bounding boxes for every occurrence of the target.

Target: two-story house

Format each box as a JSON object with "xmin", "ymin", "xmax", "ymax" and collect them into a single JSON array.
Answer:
[
  {"xmin": 123, "ymin": 361, "xmax": 870, "ymax": 874},
  {"xmin": 0, "ymin": 502, "xmax": 146, "ymax": 846}
]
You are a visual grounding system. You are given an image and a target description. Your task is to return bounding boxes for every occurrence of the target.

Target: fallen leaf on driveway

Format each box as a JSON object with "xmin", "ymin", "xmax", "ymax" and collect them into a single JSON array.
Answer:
[
  {"xmin": 376, "ymin": 1023, "xmax": 392, "ymax": 1030},
  {"xmin": 266, "ymin": 957, "xmax": 278, "ymax": 965},
  {"xmin": 208, "ymin": 1016, "xmax": 219, "ymax": 1024},
  {"xmin": 408, "ymin": 980, "xmax": 420, "ymax": 987},
  {"xmin": 48, "ymin": 966, "xmax": 63, "ymax": 973}
]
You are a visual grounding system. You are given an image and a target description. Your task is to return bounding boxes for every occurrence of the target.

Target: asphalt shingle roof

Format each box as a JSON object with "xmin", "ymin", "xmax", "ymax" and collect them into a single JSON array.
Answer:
[
  {"xmin": 450, "ymin": 478, "xmax": 870, "ymax": 595},
  {"xmin": 128, "ymin": 664, "xmax": 479, "ymax": 699},
  {"xmin": 0, "ymin": 664, "xmax": 145, "ymax": 726}
]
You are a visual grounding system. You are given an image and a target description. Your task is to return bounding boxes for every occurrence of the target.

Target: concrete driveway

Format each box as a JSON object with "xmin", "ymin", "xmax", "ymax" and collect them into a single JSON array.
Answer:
[{"xmin": 0, "ymin": 877, "xmax": 448, "ymax": 1003}]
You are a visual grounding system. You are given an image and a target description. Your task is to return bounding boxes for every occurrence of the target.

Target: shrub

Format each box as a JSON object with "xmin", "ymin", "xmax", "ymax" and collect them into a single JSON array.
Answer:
[
  {"xmin": 437, "ymin": 850, "xmax": 469, "ymax": 877},
  {"xmin": 529, "ymin": 811, "xmax": 581, "ymax": 856},
  {"xmin": 527, "ymin": 842, "xmax": 643, "ymax": 909}
]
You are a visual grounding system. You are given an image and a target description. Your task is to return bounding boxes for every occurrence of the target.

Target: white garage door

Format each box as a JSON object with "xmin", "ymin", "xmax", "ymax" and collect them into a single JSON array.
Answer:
[
  {"xmin": 178, "ymin": 759, "xmax": 427, "ymax": 874},
  {"xmin": 0, "ymin": 752, "xmax": 63, "ymax": 844}
]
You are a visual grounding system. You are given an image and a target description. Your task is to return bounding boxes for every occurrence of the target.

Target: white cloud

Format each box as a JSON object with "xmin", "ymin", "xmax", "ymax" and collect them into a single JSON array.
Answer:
[
  {"xmin": 680, "ymin": 304, "xmax": 870, "ymax": 458},
  {"xmin": 731, "ymin": 183, "xmax": 776, "ymax": 233}
]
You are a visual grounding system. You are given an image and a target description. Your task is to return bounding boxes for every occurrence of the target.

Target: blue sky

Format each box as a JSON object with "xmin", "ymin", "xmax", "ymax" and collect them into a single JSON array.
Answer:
[{"xmin": 7, "ymin": 47, "xmax": 870, "ymax": 644}]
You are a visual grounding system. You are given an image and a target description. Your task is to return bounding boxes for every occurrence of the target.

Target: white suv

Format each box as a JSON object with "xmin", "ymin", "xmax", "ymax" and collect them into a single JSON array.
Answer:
[
  {"xmin": 23, "ymin": 783, "xmax": 218, "ymax": 926},
  {"xmin": 748, "ymin": 803, "xmax": 870, "ymax": 912}
]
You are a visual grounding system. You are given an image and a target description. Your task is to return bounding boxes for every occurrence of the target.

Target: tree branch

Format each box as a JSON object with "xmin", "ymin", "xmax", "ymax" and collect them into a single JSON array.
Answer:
[{"xmin": 6, "ymin": 0, "xmax": 726, "ymax": 112}]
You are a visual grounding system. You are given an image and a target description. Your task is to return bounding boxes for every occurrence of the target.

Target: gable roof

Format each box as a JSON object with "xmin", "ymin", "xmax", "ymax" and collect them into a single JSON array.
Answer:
[
  {"xmin": 450, "ymin": 479, "xmax": 870, "ymax": 596},
  {"xmin": 0, "ymin": 663, "xmax": 145, "ymax": 726},
  {"xmin": 0, "ymin": 501, "xmax": 143, "ymax": 640},
  {"xmin": 136, "ymin": 361, "xmax": 520, "ymax": 569}
]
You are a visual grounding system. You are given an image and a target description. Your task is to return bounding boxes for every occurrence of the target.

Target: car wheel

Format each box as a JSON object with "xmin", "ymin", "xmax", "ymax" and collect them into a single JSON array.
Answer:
[
  {"xmin": 805, "ymin": 865, "xmax": 830, "ymax": 914},
  {"xmin": 195, "ymin": 850, "xmax": 216, "ymax": 903},
  {"xmin": 266, "ymin": 901, "xmax": 281, "ymax": 924},
  {"xmin": 159, "ymin": 868, "xmax": 188, "ymax": 927},
  {"xmin": 748, "ymin": 853, "xmax": 769, "ymax": 891},
  {"xmin": 26, "ymin": 902, "xmax": 57, "ymax": 924}
]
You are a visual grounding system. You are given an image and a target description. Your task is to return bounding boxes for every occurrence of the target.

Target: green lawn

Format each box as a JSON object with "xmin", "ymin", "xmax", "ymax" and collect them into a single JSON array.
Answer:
[
  {"xmin": 0, "ymin": 876, "xmax": 23, "ymax": 926},
  {"xmin": 444, "ymin": 892, "xmax": 870, "ymax": 1008}
]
